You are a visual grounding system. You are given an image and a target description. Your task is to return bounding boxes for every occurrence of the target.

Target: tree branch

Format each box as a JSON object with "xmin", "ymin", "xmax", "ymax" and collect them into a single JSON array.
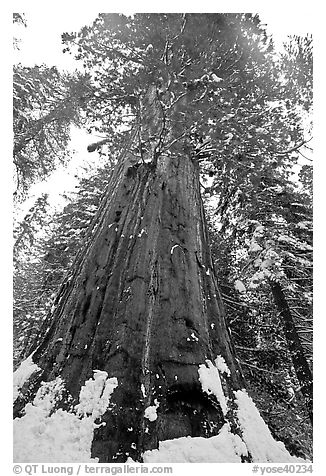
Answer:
[{"xmin": 276, "ymin": 137, "xmax": 313, "ymax": 156}]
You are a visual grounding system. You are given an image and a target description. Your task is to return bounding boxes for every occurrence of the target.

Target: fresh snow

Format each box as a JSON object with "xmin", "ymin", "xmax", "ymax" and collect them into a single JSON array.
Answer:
[
  {"xmin": 14, "ymin": 371, "xmax": 118, "ymax": 463},
  {"xmin": 13, "ymin": 353, "xmax": 41, "ymax": 402},
  {"xmin": 143, "ymin": 423, "xmax": 246, "ymax": 463},
  {"xmin": 296, "ymin": 221, "xmax": 309, "ymax": 230},
  {"xmin": 13, "ymin": 363, "xmax": 308, "ymax": 463},
  {"xmin": 234, "ymin": 279, "xmax": 246, "ymax": 293},
  {"xmin": 142, "ymin": 388, "xmax": 307, "ymax": 463},
  {"xmin": 198, "ymin": 359, "xmax": 228, "ymax": 415},
  {"xmin": 187, "ymin": 331, "xmax": 199, "ymax": 342},
  {"xmin": 234, "ymin": 389, "xmax": 306, "ymax": 463},
  {"xmin": 76, "ymin": 370, "xmax": 118, "ymax": 419},
  {"xmin": 211, "ymin": 73, "xmax": 223, "ymax": 83},
  {"xmin": 144, "ymin": 400, "xmax": 159, "ymax": 422},
  {"xmin": 215, "ymin": 355, "xmax": 231, "ymax": 376}
]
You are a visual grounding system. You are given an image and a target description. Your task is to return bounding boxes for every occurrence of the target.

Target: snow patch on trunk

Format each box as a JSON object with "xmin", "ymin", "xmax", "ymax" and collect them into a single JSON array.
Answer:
[
  {"xmin": 13, "ymin": 353, "xmax": 41, "ymax": 402},
  {"xmin": 76, "ymin": 370, "xmax": 118, "ymax": 419},
  {"xmin": 215, "ymin": 355, "xmax": 231, "ymax": 376},
  {"xmin": 198, "ymin": 359, "xmax": 228, "ymax": 415},
  {"xmin": 235, "ymin": 389, "xmax": 306, "ymax": 462},
  {"xmin": 144, "ymin": 399, "xmax": 159, "ymax": 422},
  {"xmin": 13, "ymin": 371, "xmax": 118, "ymax": 463}
]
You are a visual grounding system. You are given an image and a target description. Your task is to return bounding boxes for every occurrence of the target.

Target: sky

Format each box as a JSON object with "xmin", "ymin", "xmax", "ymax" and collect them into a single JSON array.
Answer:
[
  {"xmin": 12, "ymin": 11, "xmax": 97, "ymax": 71},
  {"xmin": 12, "ymin": 9, "xmax": 314, "ymax": 70}
]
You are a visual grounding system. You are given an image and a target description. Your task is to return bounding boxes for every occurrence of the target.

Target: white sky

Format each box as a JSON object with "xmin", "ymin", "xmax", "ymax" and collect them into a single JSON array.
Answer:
[
  {"xmin": 13, "ymin": 12, "xmax": 97, "ymax": 71},
  {"xmin": 12, "ymin": 9, "xmax": 313, "ymax": 71}
]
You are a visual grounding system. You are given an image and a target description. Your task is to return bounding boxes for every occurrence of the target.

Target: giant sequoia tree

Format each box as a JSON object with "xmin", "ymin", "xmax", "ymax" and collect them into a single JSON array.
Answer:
[{"xmin": 13, "ymin": 14, "xmax": 312, "ymax": 463}]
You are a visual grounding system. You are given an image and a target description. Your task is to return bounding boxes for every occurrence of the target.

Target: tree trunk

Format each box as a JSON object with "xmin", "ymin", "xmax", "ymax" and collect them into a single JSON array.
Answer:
[
  {"xmin": 270, "ymin": 281, "xmax": 313, "ymax": 422},
  {"xmin": 14, "ymin": 146, "xmax": 247, "ymax": 461}
]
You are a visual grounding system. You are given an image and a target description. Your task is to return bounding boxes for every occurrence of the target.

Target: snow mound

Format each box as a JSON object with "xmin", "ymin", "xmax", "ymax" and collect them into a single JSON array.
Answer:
[
  {"xmin": 13, "ymin": 364, "xmax": 307, "ymax": 463},
  {"xmin": 143, "ymin": 423, "xmax": 246, "ymax": 462},
  {"xmin": 14, "ymin": 403, "xmax": 97, "ymax": 462},
  {"xmin": 142, "ymin": 390, "xmax": 307, "ymax": 464},
  {"xmin": 14, "ymin": 371, "xmax": 118, "ymax": 463}
]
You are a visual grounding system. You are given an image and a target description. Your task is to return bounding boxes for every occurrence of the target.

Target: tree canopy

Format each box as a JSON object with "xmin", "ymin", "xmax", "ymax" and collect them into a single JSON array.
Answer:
[{"xmin": 62, "ymin": 14, "xmax": 308, "ymax": 155}]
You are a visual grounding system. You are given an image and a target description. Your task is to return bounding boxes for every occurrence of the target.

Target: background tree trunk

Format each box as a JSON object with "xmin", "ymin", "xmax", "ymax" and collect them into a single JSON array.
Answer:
[{"xmin": 270, "ymin": 281, "xmax": 313, "ymax": 422}]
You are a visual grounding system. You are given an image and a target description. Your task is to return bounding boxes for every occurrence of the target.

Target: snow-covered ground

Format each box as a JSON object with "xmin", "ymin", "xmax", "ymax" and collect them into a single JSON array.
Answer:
[
  {"xmin": 14, "ymin": 368, "xmax": 118, "ymax": 463},
  {"xmin": 13, "ymin": 354, "xmax": 307, "ymax": 463}
]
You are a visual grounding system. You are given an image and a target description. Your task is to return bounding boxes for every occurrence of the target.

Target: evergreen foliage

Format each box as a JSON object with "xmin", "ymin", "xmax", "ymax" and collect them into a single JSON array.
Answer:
[{"xmin": 13, "ymin": 64, "xmax": 91, "ymax": 199}]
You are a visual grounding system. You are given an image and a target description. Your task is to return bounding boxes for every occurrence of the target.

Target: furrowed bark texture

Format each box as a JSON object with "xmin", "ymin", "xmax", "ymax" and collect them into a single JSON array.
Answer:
[
  {"xmin": 15, "ymin": 150, "xmax": 245, "ymax": 462},
  {"xmin": 14, "ymin": 87, "xmax": 247, "ymax": 462}
]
